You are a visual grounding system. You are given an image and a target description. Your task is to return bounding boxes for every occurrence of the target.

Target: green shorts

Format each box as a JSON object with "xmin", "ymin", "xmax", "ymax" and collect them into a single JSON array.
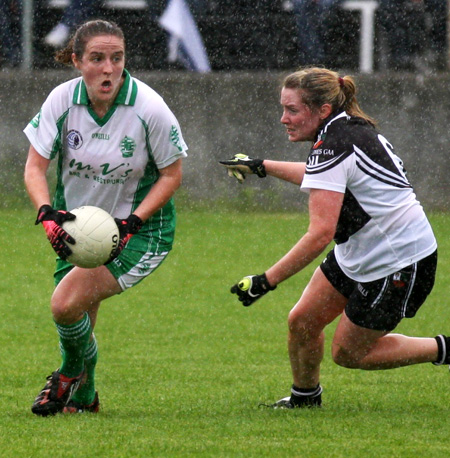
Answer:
[{"xmin": 54, "ymin": 231, "xmax": 172, "ymax": 291}]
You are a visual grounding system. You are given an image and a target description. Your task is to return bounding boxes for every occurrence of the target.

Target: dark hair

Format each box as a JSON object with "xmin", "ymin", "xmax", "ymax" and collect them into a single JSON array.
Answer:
[
  {"xmin": 55, "ymin": 19, "xmax": 125, "ymax": 66},
  {"xmin": 283, "ymin": 67, "xmax": 377, "ymax": 127}
]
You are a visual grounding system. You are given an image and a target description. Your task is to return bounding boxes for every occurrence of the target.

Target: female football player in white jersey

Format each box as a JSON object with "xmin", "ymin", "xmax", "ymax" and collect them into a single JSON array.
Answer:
[
  {"xmin": 220, "ymin": 67, "xmax": 446, "ymax": 408},
  {"xmin": 24, "ymin": 19, "xmax": 187, "ymax": 416}
]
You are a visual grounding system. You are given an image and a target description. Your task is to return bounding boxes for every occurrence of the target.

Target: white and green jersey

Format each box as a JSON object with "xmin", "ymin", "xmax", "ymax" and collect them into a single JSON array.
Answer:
[{"xmin": 24, "ymin": 70, "xmax": 187, "ymax": 251}]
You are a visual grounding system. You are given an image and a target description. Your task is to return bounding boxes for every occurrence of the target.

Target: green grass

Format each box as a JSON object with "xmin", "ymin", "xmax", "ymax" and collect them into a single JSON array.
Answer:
[{"xmin": 0, "ymin": 208, "xmax": 449, "ymax": 457}]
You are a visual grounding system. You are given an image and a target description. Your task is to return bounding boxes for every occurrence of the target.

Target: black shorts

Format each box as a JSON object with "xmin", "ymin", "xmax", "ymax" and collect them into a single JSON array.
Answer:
[{"xmin": 320, "ymin": 249, "xmax": 437, "ymax": 331}]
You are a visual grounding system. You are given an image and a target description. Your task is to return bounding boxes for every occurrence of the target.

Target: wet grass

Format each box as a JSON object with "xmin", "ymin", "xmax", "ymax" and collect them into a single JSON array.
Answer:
[{"xmin": 0, "ymin": 208, "xmax": 449, "ymax": 457}]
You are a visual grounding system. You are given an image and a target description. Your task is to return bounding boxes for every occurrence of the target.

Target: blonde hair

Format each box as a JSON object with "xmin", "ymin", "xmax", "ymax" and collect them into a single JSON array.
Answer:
[{"xmin": 283, "ymin": 67, "xmax": 376, "ymax": 127}]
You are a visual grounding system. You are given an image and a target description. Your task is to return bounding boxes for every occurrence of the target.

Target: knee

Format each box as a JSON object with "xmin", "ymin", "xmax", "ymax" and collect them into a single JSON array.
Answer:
[
  {"xmin": 51, "ymin": 292, "xmax": 78, "ymax": 324},
  {"xmin": 288, "ymin": 309, "xmax": 305, "ymax": 334},
  {"xmin": 288, "ymin": 309, "xmax": 320, "ymax": 344},
  {"xmin": 331, "ymin": 342, "xmax": 362, "ymax": 368}
]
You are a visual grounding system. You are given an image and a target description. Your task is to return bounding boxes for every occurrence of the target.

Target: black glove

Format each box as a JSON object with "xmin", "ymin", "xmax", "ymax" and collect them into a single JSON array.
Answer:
[
  {"xmin": 35, "ymin": 204, "xmax": 76, "ymax": 260},
  {"xmin": 230, "ymin": 273, "xmax": 276, "ymax": 306},
  {"xmin": 108, "ymin": 214, "xmax": 143, "ymax": 261},
  {"xmin": 219, "ymin": 154, "xmax": 266, "ymax": 183}
]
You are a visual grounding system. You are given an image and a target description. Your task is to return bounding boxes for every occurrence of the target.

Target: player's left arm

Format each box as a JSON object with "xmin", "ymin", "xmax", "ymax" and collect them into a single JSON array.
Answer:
[
  {"xmin": 132, "ymin": 158, "xmax": 183, "ymax": 222},
  {"xmin": 112, "ymin": 159, "xmax": 183, "ymax": 257},
  {"xmin": 230, "ymin": 189, "xmax": 344, "ymax": 306},
  {"xmin": 265, "ymin": 189, "xmax": 344, "ymax": 286}
]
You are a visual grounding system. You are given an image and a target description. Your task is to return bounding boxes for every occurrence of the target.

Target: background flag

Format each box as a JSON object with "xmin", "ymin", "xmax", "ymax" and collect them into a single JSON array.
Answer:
[{"xmin": 159, "ymin": 0, "xmax": 211, "ymax": 73}]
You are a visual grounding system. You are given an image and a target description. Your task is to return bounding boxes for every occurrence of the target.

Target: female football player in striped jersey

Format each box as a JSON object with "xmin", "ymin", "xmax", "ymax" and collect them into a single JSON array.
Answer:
[
  {"xmin": 221, "ymin": 67, "xmax": 446, "ymax": 408},
  {"xmin": 24, "ymin": 19, "xmax": 187, "ymax": 416}
]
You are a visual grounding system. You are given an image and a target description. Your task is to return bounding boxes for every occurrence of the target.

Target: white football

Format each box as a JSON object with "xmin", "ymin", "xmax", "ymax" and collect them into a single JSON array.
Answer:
[{"xmin": 63, "ymin": 206, "xmax": 119, "ymax": 268}]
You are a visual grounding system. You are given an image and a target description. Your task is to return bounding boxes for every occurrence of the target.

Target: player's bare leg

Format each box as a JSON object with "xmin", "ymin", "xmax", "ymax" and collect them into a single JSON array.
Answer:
[
  {"xmin": 32, "ymin": 266, "xmax": 120, "ymax": 416},
  {"xmin": 332, "ymin": 313, "xmax": 439, "ymax": 369},
  {"xmin": 51, "ymin": 265, "xmax": 121, "ymax": 325},
  {"xmin": 267, "ymin": 268, "xmax": 347, "ymax": 408},
  {"xmin": 288, "ymin": 267, "xmax": 348, "ymax": 387}
]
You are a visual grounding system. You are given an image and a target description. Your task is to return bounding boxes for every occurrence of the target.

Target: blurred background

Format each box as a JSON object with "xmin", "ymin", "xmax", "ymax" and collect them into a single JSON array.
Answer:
[
  {"xmin": 1, "ymin": 0, "xmax": 450, "ymax": 211},
  {"xmin": 3, "ymin": 0, "xmax": 448, "ymax": 72}
]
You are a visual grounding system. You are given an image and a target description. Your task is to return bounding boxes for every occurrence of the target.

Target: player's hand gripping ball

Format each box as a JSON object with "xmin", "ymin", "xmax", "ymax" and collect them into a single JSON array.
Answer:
[
  {"xmin": 108, "ymin": 214, "xmax": 143, "ymax": 262},
  {"xmin": 230, "ymin": 273, "xmax": 276, "ymax": 306},
  {"xmin": 35, "ymin": 204, "xmax": 77, "ymax": 260},
  {"xmin": 61, "ymin": 206, "xmax": 120, "ymax": 268},
  {"xmin": 219, "ymin": 154, "xmax": 266, "ymax": 184}
]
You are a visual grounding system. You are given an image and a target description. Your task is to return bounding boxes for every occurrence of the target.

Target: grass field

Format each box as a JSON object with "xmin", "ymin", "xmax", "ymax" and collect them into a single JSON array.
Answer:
[{"xmin": 0, "ymin": 208, "xmax": 449, "ymax": 457}]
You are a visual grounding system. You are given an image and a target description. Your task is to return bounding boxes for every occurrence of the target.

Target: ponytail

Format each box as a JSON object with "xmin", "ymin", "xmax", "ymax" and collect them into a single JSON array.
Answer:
[
  {"xmin": 55, "ymin": 38, "xmax": 75, "ymax": 66},
  {"xmin": 283, "ymin": 67, "xmax": 377, "ymax": 127}
]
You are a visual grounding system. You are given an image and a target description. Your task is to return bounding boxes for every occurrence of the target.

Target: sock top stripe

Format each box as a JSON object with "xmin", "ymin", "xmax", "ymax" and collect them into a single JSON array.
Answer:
[
  {"xmin": 433, "ymin": 335, "xmax": 447, "ymax": 365},
  {"xmin": 291, "ymin": 384, "xmax": 323, "ymax": 398},
  {"xmin": 84, "ymin": 339, "xmax": 98, "ymax": 360},
  {"xmin": 55, "ymin": 314, "xmax": 91, "ymax": 339}
]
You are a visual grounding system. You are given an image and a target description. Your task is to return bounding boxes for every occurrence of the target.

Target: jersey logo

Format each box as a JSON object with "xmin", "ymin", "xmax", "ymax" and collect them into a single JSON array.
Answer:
[
  {"xmin": 306, "ymin": 151, "xmax": 348, "ymax": 173},
  {"xmin": 68, "ymin": 158, "xmax": 133, "ymax": 183},
  {"xmin": 170, "ymin": 125, "xmax": 183, "ymax": 152},
  {"xmin": 120, "ymin": 136, "xmax": 136, "ymax": 158},
  {"xmin": 67, "ymin": 130, "xmax": 83, "ymax": 150},
  {"xmin": 30, "ymin": 110, "xmax": 41, "ymax": 128},
  {"xmin": 313, "ymin": 133, "xmax": 326, "ymax": 149},
  {"xmin": 354, "ymin": 140, "xmax": 411, "ymax": 189},
  {"xmin": 92, "ymin": 133, "xmax": 110, "ymax": 140}
]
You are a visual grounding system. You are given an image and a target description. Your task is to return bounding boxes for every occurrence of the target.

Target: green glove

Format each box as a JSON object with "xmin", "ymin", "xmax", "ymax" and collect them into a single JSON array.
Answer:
[{"xmin": 219, "ymin": 154, "xmax": 266, "ymax": 184}]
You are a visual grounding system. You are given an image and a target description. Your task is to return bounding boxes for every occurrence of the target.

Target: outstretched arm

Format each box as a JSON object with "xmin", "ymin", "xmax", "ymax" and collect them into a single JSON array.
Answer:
[
  {"xmin": 263, "ymin": 160, "xmax": 306, "ymax": 185},
  {"xmin": 265, "ymin": 189, "xmax": 343, "ymax": 286},
  {"xmin": 229, "ymin": 189, "xmax": 344, "ymax": 306},
  {"xmin": 220, "ymin": 154, "xmax": 306, "ymax": 185}
]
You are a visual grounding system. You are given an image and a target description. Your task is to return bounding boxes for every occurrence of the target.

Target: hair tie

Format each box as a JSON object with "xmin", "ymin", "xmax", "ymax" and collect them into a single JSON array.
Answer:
[{"xmin": 338, "ymin": 77, "xmax": 344, "ymax": 88}]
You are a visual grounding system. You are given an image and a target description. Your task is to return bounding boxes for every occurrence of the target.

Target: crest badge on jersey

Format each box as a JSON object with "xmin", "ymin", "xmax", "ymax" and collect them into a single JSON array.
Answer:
[
  {"xmin": 67, "ymin": 130, "xmax": 83, "ymax": 150},
  {"xmin": 170, "ymin": 125, "xmax": 183, "ymax": 152},
  {"xmin": 313, "ymin": 133, "xmax": 326, "ymax": 149},
  {"xmin": 30, "ymin": 110, "xmax": 41, "ymax": 128},
  {"xmin": 120, "ymin": 136, "xmax": 136, "ymax": 158}
]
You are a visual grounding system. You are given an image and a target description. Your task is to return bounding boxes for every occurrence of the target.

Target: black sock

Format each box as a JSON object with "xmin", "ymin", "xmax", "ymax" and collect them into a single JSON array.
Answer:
[
  {"xmin": 433, "ymin": 335, "xmax": 448, "ymax": 365},
  {"xmin": 290, "ymin": 384, "xmax": 322, "ymax": 407}
]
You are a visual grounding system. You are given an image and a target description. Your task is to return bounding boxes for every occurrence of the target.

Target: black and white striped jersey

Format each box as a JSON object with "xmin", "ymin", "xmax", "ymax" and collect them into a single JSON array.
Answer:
[{"xmin": 301, "ymin": 111, "xmax": 437, "ymax": 282}]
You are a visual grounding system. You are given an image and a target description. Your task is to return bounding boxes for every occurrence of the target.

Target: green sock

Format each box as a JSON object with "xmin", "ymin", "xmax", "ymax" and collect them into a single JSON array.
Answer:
[
  {"xmin": 71, "ymin": 335, "xmax": 98, "ymax": 405},
  {"xmin": 55, "ymin": 313, "xmax": 91, "ymax": 378}
]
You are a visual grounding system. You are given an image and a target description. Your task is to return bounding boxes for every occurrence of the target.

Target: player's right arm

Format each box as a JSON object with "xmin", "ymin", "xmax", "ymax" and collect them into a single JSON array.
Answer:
[
  {"xmin": 264, "ymin": 160, "xmax": 306, "ymax": 185},
  {"xmin": 24, "ymin": 145, "xmax": 51, "ymax": 210},
  {"xmin": 220, "ymin": 154, "xmax": 305, "ymax": 185},
  {"xmin": 25, "ymin": 145, "xmax": 76, "ymax": 259}
]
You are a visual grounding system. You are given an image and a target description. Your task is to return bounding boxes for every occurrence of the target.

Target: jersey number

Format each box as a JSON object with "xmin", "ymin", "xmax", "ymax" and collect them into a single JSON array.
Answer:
[{"xmin": 378, "ymin": 134, "xmax": 410, "ymax": 183}]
